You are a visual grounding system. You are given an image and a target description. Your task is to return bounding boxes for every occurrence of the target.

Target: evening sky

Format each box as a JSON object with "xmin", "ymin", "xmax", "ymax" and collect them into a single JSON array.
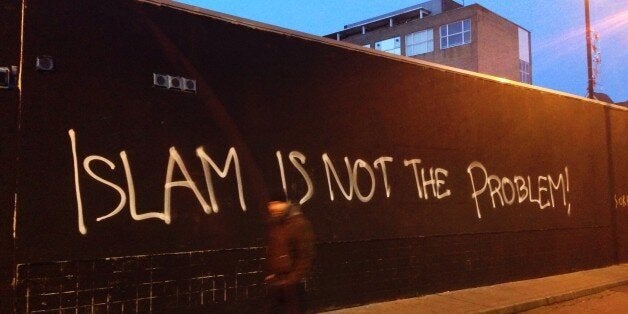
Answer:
[{"xmin": 177, "ymin": 0, "xmax": 627, "ymax": 102}]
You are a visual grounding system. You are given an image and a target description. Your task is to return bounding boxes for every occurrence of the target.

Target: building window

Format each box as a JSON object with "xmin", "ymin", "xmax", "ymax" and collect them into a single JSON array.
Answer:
[
  {"xmin": 518, "ymin": 27, "xmax": 531, "ymax": 83},
  {"xmin": 440, "ymin": 19, "xmax": 471, "ymax": 49},
  {"xmin": 406, "ymin": 29, "xmax": 434, "ymax": 56},
  {"xmin": 375, "ymin": 37, "xmax": 401, "ymax": 55},
  {"xmin": 519, "ymin": 60, "xmax": 531, "ymax": 83}
]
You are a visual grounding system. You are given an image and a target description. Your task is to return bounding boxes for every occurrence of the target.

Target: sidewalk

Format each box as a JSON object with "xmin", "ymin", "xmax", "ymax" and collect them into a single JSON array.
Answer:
[{"xmin": 324, "ymin": 263, "xmax": 628, "ymax": 314}]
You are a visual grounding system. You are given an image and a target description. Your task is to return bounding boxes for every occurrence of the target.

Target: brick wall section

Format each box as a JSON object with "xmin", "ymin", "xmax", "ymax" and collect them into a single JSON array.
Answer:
[
  {"xmin": 15, "ymin": 227, "xmax": 614, "ymax": 312},
  {"xmin": 475, "ymin": 6, "xmax": 521, "ymax": 81},
  {"xmin": 442, "ymin": 0, "xmax": 463, "ymax": 12},
  {"xmin": 16, "ymin": 248, "xmax": 266, "ymax": 313}
]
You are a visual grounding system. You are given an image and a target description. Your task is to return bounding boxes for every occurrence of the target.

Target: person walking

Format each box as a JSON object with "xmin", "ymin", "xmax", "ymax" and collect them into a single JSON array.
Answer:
[{"xmin": 265, "ymin": 192, "xmax": 315, "ymax": 313}]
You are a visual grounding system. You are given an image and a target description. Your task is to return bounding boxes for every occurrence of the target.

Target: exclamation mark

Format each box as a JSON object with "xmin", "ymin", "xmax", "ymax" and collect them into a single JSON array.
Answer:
[{"xmin": 565, "ymin": 167, "xmax": 571, "ymax": 216}]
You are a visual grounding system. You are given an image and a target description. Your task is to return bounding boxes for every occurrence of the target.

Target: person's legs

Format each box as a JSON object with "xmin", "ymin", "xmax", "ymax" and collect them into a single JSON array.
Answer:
[
  {"xmin": 282, "ymin": 284, "xmax": 300, "ymax": 313},
  {"xmin": 296, "ymin": 281, "xmax": 308, "ymax": 313},
  {"xmin": 268, "ymin": 283, "xmax": 303, "ymax": 314},
  {"xmin": 266, "ymin": 284, "xmax": 284, "ymax": 313}
]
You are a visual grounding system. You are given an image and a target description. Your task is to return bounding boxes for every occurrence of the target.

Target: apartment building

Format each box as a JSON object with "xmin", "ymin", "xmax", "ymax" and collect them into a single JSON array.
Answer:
[{"xmin": 325, "ymin": 0, "xmax": 532, "ymax": 83}]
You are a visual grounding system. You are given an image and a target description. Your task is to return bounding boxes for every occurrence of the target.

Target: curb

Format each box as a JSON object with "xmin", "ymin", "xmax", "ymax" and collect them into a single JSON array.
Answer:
[{"xmin": 482, "ymin": 279, "xmax": 628, "ymax": 314}]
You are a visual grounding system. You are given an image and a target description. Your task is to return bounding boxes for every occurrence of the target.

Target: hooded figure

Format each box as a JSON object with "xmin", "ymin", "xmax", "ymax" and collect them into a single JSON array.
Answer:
[{"xmin": 265, "ymin": 191, "xmax": 315, "ymax": 313}]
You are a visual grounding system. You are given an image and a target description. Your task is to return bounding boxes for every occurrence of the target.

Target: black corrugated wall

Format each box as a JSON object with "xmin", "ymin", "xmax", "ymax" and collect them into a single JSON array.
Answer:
[{"xmin": 1, "ymin": 0, "xmax": 626, "ymax": 312}]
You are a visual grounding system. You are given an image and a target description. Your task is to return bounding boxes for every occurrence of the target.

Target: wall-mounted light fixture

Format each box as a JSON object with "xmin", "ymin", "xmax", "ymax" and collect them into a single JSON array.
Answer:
[
  {"xmin": 153, "ymin": 73, "xmax": 196, "ymax": 93},
  {"xmin": 36, "ymin": 56, "xmax": 54, "ymax": 71}
]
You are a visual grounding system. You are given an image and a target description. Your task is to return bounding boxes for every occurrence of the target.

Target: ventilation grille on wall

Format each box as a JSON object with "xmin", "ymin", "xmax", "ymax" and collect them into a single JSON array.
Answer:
[
  {"xmin": 0, "ymin": 66, "xmax": 18, "ymax": 90},
  {"xmin": 0, "ymin": 67, "xmax": 9, "ymax": 89},
  {"xmin": 36, "ymin": 56, "xmax": 54, "ymax": 71},
  {"xmin": 153, "ymin": 73, "xmax": 196, "ymax": 93}
]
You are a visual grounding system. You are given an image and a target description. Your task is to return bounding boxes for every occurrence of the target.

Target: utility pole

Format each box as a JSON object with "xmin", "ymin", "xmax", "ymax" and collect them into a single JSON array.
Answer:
[{"xmin": 585, "ymin": 0, "xmax": 594, "ymax": 99}]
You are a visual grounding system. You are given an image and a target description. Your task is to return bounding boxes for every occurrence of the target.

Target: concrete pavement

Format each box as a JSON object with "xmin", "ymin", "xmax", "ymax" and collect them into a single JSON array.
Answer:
[{"xmin": 324, "ymin": 263, "xmax": 628, "ymax": 314}]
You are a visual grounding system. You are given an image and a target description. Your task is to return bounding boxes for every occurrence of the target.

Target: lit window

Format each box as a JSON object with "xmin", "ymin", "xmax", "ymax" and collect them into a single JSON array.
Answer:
[
  {"xmin": 375, "ymin": 37, "xmax": 401, "ymax": 55},
  {"xmin": 440, "ymin": 19, "xmax": 471, "ymax": 49},
  {"xmin": 518, "ymin": 28, "xmax": 531, "ymax": 83},
  {"xmin": 406, "ymin": 29, "xmax": 434, "ymax": 56},
  {"xmin": 363, "ymin": 44, "xmax": 371, "ymax": 48},
  {"xmin": 519, "ymin": 60, "xmax": 531, "ymax": 83}
]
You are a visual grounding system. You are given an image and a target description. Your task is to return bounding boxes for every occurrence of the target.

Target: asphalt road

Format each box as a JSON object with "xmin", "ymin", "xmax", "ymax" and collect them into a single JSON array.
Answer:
[{"xmin": 522, "ymin": 283, "xmax": 628, "ymax": 313}]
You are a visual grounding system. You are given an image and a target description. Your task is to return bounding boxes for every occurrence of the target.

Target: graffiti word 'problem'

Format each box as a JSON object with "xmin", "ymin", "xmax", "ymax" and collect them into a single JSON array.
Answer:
[{"xmin": 467, "ymin": 161, "xmax": 571, "ymax": 219}]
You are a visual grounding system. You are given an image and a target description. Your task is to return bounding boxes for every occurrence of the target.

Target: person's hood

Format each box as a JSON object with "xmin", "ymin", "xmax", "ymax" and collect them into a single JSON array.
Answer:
[{"xmin": 268, "ymin": 202, "xmax": 302, "ymax": 224}]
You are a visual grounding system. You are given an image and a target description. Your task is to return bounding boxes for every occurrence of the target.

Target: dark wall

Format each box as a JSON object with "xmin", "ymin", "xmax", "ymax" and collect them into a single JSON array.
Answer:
[
  {"xmin": 610, "ymin": 106, "xmax": 628, "ymax": 261},
  {"xmin": 0, "ymin": 1, "xmax": 21, "ymax": 311},
  {"xmin": 6, "ymin": 0, "xmax": 628, "ymax": 312}
]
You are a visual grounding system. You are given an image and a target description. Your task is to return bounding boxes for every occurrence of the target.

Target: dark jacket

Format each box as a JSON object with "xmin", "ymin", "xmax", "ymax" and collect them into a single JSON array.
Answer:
[{"xmin": 266, "ymin": 204, "xmax": 315, "ymax": 286}]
